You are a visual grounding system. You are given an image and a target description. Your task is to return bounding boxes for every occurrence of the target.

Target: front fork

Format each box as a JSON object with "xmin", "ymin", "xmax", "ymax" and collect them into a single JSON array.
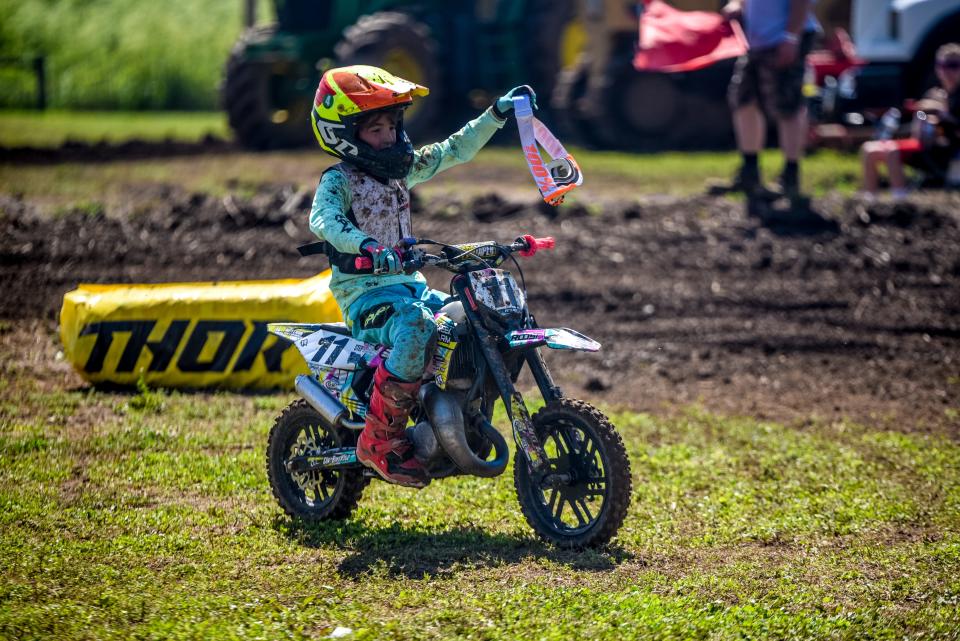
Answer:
[{"xmin": 473, "ymin": 322, "xmax": 559, "ymax": 475}]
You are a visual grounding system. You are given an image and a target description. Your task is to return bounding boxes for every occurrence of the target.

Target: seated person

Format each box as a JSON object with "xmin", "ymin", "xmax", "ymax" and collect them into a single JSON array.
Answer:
[{"xmin": 860, "ymin": 43, "xmax": 960, "ymax": 196}]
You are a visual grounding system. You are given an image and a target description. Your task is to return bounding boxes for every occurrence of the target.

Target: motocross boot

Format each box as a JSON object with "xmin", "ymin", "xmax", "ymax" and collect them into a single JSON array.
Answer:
[{"xmin": 356, "ymin": 365, "xmax": 429, "ymax": 488}]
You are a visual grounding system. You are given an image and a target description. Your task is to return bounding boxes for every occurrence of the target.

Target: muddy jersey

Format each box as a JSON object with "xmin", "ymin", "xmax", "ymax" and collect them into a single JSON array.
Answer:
[
  {"xmin": 334, "ymin": 163, "xmax": 412, "ymax": 248},
  {"xmin": 309, "ymin": 107, "xmax": 506, "ymax": 313}
]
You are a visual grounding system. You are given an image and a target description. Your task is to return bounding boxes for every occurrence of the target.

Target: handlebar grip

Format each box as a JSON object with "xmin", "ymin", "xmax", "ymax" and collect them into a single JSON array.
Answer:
[
  {"xmin": 356, "ymin": 255, "xmax": 420, "ymax": 272},
  {"xmin": 518, "ymin": 235, "xmax": 555, "ymax": 257}
]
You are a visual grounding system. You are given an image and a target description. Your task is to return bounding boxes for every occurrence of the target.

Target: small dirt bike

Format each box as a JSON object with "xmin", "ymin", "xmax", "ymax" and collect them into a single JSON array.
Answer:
[{"xmin": 265, "ymin": 235, "xmax": 632, "ymax": 547}]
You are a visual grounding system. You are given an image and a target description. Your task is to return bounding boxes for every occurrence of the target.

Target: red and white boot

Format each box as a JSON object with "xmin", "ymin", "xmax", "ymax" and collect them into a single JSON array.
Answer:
[{"xmin": 356, "ymin": 365, "xmax": 429, "ymax": 488}]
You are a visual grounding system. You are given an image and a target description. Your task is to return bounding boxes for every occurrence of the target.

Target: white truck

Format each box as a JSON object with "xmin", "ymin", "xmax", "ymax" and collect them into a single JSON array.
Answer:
[{"xmin": 850, "ymin": 0, "xmax": 960, "ymax": 105}]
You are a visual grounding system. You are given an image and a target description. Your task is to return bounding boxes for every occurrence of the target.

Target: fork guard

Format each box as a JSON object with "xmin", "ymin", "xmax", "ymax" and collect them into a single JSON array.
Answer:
[{"xmin": 505, "ymin": 328, "xmax": 601, "ymax": 352}]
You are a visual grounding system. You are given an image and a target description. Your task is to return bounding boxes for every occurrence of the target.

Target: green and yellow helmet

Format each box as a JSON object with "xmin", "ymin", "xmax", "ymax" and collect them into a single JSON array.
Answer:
[{"xmin": 311, "ymin": 65, "xmax": 429, "ymax": 179}]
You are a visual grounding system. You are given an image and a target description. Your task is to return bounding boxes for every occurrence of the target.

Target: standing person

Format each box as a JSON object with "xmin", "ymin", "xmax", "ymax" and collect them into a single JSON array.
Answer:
[
  {"xmin": 716, "ymin": 0, "xmax": 821, "ymax": 200},
  {"xmin": 860, "ymin": 43, "xmax": 960, "ymax": 196},
  {"xmin": 308, "ymin": 65, "xmax": 534, "ymax": 488}
]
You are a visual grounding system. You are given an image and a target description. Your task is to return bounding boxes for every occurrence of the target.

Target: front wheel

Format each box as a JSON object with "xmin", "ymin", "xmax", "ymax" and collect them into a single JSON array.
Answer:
[
  {"xmin": 266, "ymin": 399, "xmax": 368, "ymax": 521},
  {"xmin": 514, "ymin": 399, "xmax": 632, "ymax": 548}
]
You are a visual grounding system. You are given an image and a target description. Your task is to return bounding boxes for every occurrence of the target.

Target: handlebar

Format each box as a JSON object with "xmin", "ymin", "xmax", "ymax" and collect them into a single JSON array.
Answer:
[{"xmin": 353, "ymin": 235, "xmax": 555, "ymax": 273}]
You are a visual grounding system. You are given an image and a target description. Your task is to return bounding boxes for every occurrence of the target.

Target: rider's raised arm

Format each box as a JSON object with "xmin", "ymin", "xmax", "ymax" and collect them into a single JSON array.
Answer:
[
  {"xmin": 406, "ymin": 107, "xmax": 507, "ymax": 188},
  {"xmin": 308, "ymin": 168, "xmax": 374, "ymax": 254}
]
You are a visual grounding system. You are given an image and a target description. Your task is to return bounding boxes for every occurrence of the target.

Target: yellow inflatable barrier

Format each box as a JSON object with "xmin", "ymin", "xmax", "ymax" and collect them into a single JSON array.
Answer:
[{"xmin": 59, "ymin": 272, "xmax": 342, "ymax": 389}]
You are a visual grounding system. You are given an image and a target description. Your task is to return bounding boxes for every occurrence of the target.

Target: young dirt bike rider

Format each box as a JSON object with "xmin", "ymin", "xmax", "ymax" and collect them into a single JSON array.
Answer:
[{"xmin": 308, "ymin": 65, "xmax": 535, "ymax": 488}]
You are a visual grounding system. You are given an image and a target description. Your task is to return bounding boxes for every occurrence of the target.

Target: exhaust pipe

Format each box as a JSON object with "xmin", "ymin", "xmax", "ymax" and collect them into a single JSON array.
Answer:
[
  {"xmin": 295, "ymin": 374, "xmax": 365, "ymax": 430},
  {"xmin": 421, "ymin": 383, "xmax": 509, "ymax": 477}
]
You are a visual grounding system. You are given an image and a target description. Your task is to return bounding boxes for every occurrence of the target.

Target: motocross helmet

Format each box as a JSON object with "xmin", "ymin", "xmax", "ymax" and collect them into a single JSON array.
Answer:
[{"xmin": 311, "ymin": 65, "xmax": 429, "ymax": 180}]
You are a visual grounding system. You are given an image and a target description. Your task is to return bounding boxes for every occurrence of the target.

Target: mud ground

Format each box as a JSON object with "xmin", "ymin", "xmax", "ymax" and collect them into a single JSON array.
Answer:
[{"xmin": 2, "ymin": 147, "xmax": 958, "ymax": 434}]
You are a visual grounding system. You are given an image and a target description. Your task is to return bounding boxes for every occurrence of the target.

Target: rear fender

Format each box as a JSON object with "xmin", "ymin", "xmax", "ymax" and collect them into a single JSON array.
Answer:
[
  {"xmin": 505, "ymin": 328, "xmax": 600, "ymax": 352},
  {"xmin": 268, "ymin": 323, "xmax": 379, "ymax": 372}
]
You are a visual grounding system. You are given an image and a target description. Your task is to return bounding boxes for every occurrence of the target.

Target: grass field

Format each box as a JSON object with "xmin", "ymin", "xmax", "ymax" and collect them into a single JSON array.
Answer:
[
  {"xmin": 0, "ymin": 111, "xmax": 230, "ymax": 148},
  {"xmin": 0, "ymin": 110, "xmax": 864, "ymax": 202},
  {"xmin": 2, "ymin": 333, "xmax": 958, "ymax": 640}
]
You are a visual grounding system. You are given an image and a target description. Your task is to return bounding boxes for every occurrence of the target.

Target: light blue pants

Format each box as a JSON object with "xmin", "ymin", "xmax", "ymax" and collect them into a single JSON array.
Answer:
[{"xmin": 346, "ymin": 283, "xmax": 449, "ymax": 382}]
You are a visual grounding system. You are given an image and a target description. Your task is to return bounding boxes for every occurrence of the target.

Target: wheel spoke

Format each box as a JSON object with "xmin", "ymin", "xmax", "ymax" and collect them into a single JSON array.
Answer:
[
  {"xmin": 585, "ymin": 485, "xmax": 606, "ymax": 497},
  {"xmin": 557, "ymin": 427, "xmax": 578, "ymax": 458},
  {"xmin": 569, "ymin": 497, "xmax": 588, "ymax": 527},
  {"xmin": 551, "ymin": 432, "xmax": 569, "ymax": 458},
  {"xmin": 552, "ymin": 494, "xmax": 565, "ymax": 522},
  {"xmin": 583, "ymin": 438, "xmax": 597, "ymax": 465},
  {"xmin": 286, "ymin": 420, "xmax": 344, "ymax": 507},
  {"xmin": 546, "ymin": 488, "xmax": 559, "ymax": 515},
  {"xmin": 575, "ymin": 497, "xmax": 594, "ymax": 523}
]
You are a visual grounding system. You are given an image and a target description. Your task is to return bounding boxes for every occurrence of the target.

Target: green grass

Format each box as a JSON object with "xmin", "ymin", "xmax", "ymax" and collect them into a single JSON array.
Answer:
[
  {"xmin": 0, "ymin": 108, "xmax": 863, "ymax": 205},
  {"xmin": 470, "ymin": 146, "xmax": 862, "ymax": 196},
  {"xmin": 1, "ymin": 373, "xmax": 958, "ymax": 639},
  {"xmin": 0, "ymin": 110, "xmax": 229, "ymax": 147}
]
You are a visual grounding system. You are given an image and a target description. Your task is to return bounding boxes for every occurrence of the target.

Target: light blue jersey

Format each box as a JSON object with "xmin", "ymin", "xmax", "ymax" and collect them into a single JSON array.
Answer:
[
  {"xmin": 744, "ymin": 0, "xmax": 821, "ymax": 50},
  {"xmin": 309, "ymin": 107, "xmax": 507, "ymax": 314}
]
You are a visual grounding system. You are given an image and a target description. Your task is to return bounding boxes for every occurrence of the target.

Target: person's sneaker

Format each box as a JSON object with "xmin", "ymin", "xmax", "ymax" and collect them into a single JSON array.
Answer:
[{"xmin": 356, "ymin": 428, "xmax": 429, "ymax": 488}]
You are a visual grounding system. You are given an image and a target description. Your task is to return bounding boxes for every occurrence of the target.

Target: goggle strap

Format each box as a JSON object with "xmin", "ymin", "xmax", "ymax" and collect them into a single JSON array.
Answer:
[{"xmin": 513, "ymin": 95, "xmax": 584, "ymax": 206}]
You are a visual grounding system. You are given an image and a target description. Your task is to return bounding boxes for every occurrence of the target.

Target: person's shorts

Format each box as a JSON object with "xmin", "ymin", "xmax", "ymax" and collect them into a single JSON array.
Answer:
[
  {"xmin": 866, "ymin": 138, "xmax": 923, "ymax": 160},
  {"xmin": 728, "ymin": 32, "xmax": 815, "ymax": 118}
]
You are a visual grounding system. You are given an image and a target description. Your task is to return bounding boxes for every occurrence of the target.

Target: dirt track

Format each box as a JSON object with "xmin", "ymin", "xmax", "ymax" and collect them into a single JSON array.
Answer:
[{"xmin": 2, "ymin": 153, "xmax": 959, "ymax": 433}]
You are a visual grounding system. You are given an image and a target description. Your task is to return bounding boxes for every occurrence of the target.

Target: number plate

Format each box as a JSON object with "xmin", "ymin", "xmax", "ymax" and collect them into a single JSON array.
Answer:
[
  {"xmin": 295, "ymin": 330, "xmax": 377, "ymax": 371},
  {"xmin": 469, "ymin": 269, "xmax": 526, "ymax": 314}
]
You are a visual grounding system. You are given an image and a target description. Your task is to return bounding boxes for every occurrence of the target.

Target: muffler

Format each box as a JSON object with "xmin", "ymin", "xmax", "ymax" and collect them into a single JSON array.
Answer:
[
  {"xmin": 295, "ymin": 374, "xmax": 365, "ymax": 430},
  {"xmin": 420, "ymin": 383, "xmax": 509, "ymax": 477}
]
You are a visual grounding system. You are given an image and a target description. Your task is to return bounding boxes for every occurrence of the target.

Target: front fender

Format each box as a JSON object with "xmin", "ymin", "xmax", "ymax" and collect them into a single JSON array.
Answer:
[{"xmin": 505, "ymin": 328, "xmax": 600, "ymax": 352}]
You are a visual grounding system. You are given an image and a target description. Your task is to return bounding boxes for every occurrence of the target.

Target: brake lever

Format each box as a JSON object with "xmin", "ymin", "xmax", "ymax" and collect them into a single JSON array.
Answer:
[{"xmin": 401, "ymin": 248, "xmax": 427, "ymax": 274}]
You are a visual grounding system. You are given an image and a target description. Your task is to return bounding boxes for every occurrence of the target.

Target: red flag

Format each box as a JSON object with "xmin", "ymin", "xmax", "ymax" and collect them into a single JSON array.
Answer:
[{"xmin": 633, "ymin": 0, "xmax": 748, "ymax": 73}]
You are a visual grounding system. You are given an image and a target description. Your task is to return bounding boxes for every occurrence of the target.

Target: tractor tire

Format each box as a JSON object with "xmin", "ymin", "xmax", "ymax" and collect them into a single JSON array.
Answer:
[
  {"xmin": 334, "ymin": 12, "xmax": 444, "ymax": 142},
  {"xmin": 221, "ymin": 25, "xmax": 314, "ymax": 150},
  {"xmin": 525, "ymin": 0, "xmax": 581, "ymax": 112},
  {"xmin": 584, "ymin": 58, "xmax": 687, "ymax": 151},
  {"xmin": 579, "ymin": 57, "xmax": 735, "ymax": 151},
  {"xmin": 551, "ymin": 57, "xmax": 604, "ymax": 149}
]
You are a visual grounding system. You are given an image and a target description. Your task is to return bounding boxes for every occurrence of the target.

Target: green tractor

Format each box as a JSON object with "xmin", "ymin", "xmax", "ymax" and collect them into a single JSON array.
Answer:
[{"xmin": 221, "ymin": 0, "xmax": 585, "ymax": 149}]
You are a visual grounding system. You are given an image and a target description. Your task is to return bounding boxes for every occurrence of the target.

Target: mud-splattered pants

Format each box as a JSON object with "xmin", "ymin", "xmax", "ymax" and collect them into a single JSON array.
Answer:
[{"xmin": 346, "ymin": 283, "xmax": 449, "ymax": 382}]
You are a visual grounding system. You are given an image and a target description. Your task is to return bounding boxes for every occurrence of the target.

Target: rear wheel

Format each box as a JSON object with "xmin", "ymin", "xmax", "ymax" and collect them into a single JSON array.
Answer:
[
  {"xmin": 266, "ymin": 399, "xmax": 367, "ymax": 521},
  {"xmin": 514, "ymin": 399, "xmax": 632, "ymax": 548}
]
